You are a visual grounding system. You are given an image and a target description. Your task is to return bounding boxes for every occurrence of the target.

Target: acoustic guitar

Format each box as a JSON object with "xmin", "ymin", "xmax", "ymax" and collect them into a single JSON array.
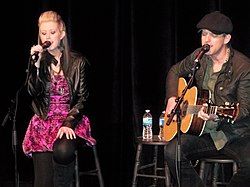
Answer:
[{"xmin": 163, "ymin": 77, "xmax": 239, "ymax": 141}]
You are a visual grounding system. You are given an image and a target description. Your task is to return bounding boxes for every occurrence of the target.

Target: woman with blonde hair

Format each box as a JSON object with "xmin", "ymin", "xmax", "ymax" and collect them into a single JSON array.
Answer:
[{"xmin": 22, "ymin": 10, "xmax": 95, "ymax": 187}]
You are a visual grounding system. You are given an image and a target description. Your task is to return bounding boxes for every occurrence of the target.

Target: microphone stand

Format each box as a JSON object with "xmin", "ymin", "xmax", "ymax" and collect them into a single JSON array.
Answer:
[
  {"xmin": 13, "ymin": 89, "xmax": 21, "ymax": 187},
  {"xmin": 166, "ymin": 61, "xmax": 200, "ymax": 187},
  {"xmin": 1, "ymin": 55, "xmax": 33, "ymax": 187},
  {"xmin": 1, "ymin": 92, "xmax": 20, "ymax": 187},
  {"xmin": 1, "ymin": 45, "xmax": 41, "ymax": 187}
]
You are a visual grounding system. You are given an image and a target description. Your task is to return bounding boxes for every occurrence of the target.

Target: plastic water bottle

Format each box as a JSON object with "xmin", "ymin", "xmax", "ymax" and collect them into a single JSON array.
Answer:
[
  {"xmin": 158, "ymin": 111, "xmax": 165, "ymax": 140},
  {"xmin": 142, "ymin": 109, "xmax": 153, "ymax": 140}
]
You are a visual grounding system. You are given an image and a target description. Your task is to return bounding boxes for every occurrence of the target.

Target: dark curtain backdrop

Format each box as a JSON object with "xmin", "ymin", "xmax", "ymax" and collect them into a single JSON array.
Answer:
[{"xmin": 0, "ymin": 0, "xmax": 250, "ymax": 186}]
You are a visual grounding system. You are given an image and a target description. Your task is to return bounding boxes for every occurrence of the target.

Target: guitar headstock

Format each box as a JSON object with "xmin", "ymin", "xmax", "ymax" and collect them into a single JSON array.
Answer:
[{"xmin": 217, "ymin": 102, "xmax": 239, "ymax": 123}]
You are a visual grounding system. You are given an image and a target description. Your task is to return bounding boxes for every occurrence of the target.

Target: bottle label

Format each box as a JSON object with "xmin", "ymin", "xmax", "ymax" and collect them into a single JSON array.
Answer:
[
  {"xmin": 143, "ymin": 117, "xmax": 152, "ymax": 126},
  {"xmin": 159, "ymin": 118, "xmax": 164, "ymax": 126}
]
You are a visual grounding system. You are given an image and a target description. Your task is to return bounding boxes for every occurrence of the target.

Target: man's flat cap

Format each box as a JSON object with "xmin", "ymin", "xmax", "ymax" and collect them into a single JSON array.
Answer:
[{"xmin": 196, "ymin": 11, "xmax": 233, "ymax": 34}]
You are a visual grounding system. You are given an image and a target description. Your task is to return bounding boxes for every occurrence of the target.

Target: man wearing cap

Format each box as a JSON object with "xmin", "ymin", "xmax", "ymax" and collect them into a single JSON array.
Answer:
[{"xmin": 164, "ymin": 11, "xmax": 250, "ymax": 186}]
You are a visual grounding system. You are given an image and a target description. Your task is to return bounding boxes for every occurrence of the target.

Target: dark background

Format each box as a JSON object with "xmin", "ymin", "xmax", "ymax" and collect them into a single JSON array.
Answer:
[{"xmin": 0, "ymin": 0, "xmax": 250, "ymax": 186}]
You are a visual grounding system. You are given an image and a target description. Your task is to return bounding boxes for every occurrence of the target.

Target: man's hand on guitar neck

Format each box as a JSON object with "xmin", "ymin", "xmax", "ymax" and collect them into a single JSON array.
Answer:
[{"xmin": 198, "ymin": 103, "xmax": 219, "ymax": 121}]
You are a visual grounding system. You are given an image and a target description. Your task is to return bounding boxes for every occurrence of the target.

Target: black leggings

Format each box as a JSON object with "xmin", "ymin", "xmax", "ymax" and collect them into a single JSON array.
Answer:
[
  {"xmin": 53, "ymin": 136, "xmax": 76, "ymax": 164},
  {"xmin": 32, "ymin": 137, "xmax": 76, "ymax": 187}
]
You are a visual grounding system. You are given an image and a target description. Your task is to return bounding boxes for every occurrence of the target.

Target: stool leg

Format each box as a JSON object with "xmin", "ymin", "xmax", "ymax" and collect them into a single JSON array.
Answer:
[
  {"xmin": 233, "ymin": 162, "xmax": 238, "ymax": 175},
  {"xmin": 152, "ymin": 145, "xmax": 158, "ymax": 186},
  {"xmin": 75, "ymin": 151, "xmax": 80, "ymax": 187},
  {"xmin": 212, "ymin": 163, "xmax": 219, "ymax": 187},
  {"xmin": 199, "ymin": 161, "xmax": 206, "ymax": 181},
  {"xmin": 92, "ymin": 145, "xmax": 104, "ymax": 187},
  {"xmin": 163, "ymin": 145, "xmax": 171, "ymax": 187},
  {"xmin": 221, "ymin": 163, "xmax": 225, "ymax": 184},
  {"xmin": 132, "ymin": 144, "xmax": 142, "ymax": 187}
]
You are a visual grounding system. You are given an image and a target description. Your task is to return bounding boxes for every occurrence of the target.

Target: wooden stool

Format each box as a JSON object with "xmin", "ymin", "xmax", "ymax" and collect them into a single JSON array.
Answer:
[
  {"xmin": 132, "ymin": 135, "xmax": 171, "ymax": 187},
  {"xmin": 199, "ymin": 155, "xmax": 238, "ymax": 187}
]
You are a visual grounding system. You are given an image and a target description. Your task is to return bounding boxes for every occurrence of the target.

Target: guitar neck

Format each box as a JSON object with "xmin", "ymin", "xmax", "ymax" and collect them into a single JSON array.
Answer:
[
  {"xmin": 187, "ymin": 105, "xmax": 218, "ymax": 115},
  {"xmin": 187, "ymin": 104, "xmax": 238, "ymax": 121}
]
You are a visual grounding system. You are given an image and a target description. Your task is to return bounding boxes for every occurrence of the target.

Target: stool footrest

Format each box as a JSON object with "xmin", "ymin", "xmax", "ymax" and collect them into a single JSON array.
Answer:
[
  {"xmin": 138, "ymin": 163, "xmax": 156, "ymax": 170},
  {"xmin": 136, "ymin": 174, "xmax": 167, "ymax": 179},
  {"xmin": 79, "ymin": 169, "xmax": 98, "ymax": 176},
  {"xmin": 138, "ymin": 166, "xmax": 165, "ymax": 172}
]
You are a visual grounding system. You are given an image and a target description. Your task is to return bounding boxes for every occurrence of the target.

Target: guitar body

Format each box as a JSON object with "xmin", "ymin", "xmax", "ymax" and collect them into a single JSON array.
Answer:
[
  {"xmin": 163, "ymin": 78, "xmax": 196, "ymax": 141},
  {"xmin": 163, "ymin": 78, "xmax": 209, "ymax": 141},
  {"xmin": 163, "ymin": 77, "xmax": 239, "ymax": 142}
]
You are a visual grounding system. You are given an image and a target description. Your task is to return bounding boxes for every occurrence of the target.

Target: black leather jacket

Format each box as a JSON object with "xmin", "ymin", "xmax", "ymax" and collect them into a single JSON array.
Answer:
[
  {"xmin": 27, "ymin": 51, "xmax": 90, "ymax": 129},
  {"xmin": 166, "ymin": 47, "xmax": 250, "ymax": 141}
]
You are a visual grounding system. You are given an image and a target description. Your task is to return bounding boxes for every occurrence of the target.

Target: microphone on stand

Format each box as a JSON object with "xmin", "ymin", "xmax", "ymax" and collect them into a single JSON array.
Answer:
[
  {"xmin": 31, "ymin": 41, "xmax": 51, "ymax": 61},
  {"xmin": 194, "ymin": 44, "xmax": 210, "ymax": 62},
  {"xmin": 190, "ymin": 44, "xmax": 210, "ymax": 77}
]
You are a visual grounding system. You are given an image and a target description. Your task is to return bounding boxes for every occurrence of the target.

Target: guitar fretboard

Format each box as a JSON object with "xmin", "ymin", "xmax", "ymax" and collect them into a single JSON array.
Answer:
[{"xmin": 186, "ymin": 105, "xmax": 218, "ymax": 115}]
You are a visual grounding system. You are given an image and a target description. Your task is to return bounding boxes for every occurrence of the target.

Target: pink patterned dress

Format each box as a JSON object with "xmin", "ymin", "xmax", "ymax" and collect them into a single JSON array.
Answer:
[{"xmin": 22, "ymin": 74, "xmax": 96, "ymax": 157}]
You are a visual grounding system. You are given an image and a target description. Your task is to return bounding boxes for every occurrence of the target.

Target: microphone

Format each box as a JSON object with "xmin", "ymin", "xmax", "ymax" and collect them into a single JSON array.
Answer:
[
  {"xmin": 31, "ymin": 41, "xmax": 52, "ymax": 61},
  {"xmin": 194, "ymin": 44, "xmax": 210, "ymax": 62}
]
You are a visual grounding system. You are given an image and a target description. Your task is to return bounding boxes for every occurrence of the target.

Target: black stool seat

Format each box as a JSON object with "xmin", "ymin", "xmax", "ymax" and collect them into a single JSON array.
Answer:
[
  {"xmin": 199, "ymin": 155, "xmax": 238, "ymax": 187},
  {"xmin": 132, "ymin": 135, "xmax": 171, "ymax": 187}
]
